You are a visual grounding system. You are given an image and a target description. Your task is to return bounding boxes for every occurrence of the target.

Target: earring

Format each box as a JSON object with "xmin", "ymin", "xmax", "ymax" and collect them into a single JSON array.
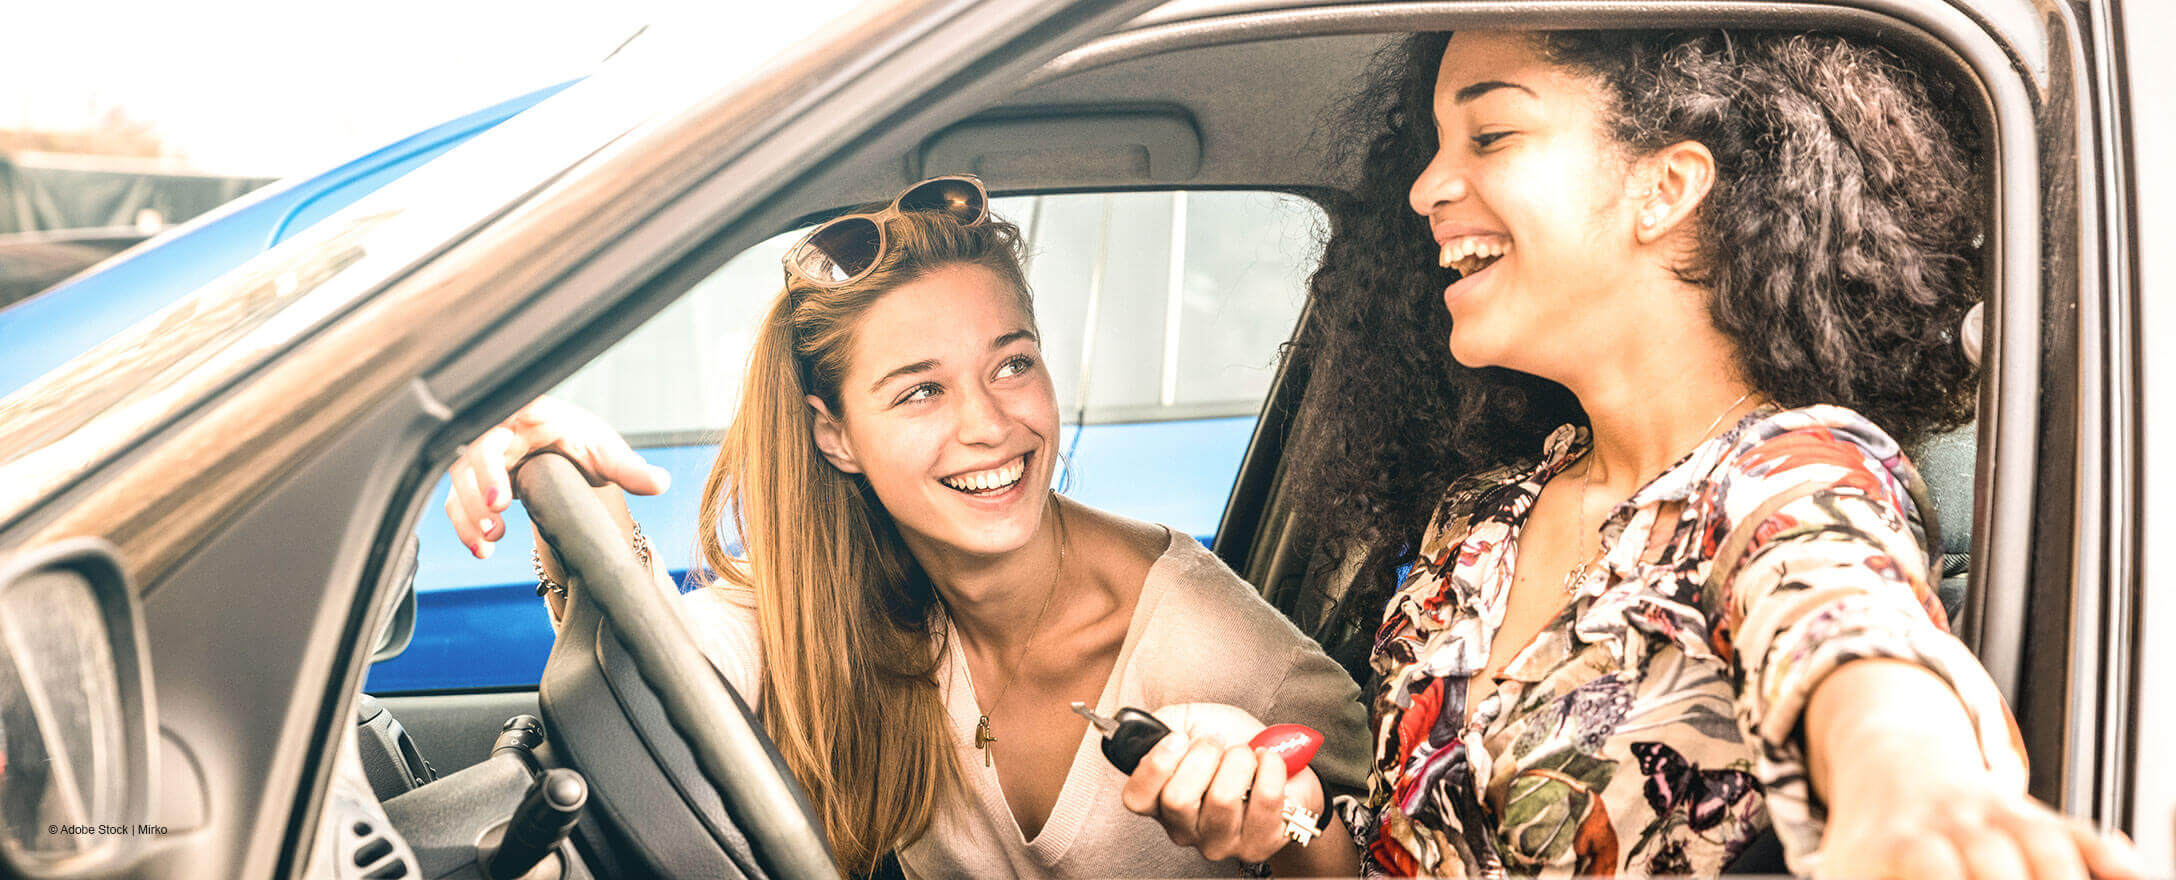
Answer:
[
  {"xmin": 1640, "ymin": 213, "xmax": 1657, "ymax": 228},
  {"xmin": 1053, "ymin": 449, "xmax": 1075, "ymax": 494}
]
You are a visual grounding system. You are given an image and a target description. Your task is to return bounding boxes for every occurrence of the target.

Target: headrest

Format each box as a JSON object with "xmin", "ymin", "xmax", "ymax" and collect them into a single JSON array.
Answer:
[{"xmin": 1960, "ymin": 301, "xmax": 1984, "ymax": 367}]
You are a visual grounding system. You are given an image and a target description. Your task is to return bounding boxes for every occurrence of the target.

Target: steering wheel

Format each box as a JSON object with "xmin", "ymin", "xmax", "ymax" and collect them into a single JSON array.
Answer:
[{"xmin": 512, "ymin": 452, "xmax": 840, "ymax": 880}]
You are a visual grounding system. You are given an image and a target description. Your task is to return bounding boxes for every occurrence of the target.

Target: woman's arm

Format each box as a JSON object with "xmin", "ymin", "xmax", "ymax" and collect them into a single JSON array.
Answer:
[
  {"xmin": 525, "ymin": 455, "xmax": 765, "ymax": 703},
  {"xmin": 445, "ymin": 396, "xmax": 669, "ymax": 563},
  {"xmin": 440, "ymin": 396, "xmax": 672, "ymax": 626},
  {"xmin": 536, "ymin": 481, "xmax": 677, "ymax": 627},
  {"xmin": 1804, "ymin": 659, "xmax": 2144, "ymax": 880},
  {"xmin": 1713, "ymin": 422, "xmax": 2144, "ymax": 879}
]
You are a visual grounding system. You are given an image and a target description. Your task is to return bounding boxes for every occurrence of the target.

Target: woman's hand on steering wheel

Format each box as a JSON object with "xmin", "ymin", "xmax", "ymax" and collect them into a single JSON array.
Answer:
[{"xmin": 444, "ymin": 396, "xmax": 671, "ymax": 559}]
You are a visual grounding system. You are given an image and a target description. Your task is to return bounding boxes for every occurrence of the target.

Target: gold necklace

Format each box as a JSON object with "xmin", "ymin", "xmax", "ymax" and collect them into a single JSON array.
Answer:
[
  {"xmin": 1563, "ymin": 457, "xmax": 1599, "ymax": 596},
  {"xmin": 973, "ymin": 499, "xmax": 1068, "ymax": 766},
  {"xmin": 1561, "ymin": 390, "xmax": 1762, "ymax": 596}
]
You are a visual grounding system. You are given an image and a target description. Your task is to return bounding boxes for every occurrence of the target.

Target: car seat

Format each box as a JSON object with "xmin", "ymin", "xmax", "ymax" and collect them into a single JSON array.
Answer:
[{"xmin": 1917, "ymin": 423, "xmax": 1975, "ymax": 625}]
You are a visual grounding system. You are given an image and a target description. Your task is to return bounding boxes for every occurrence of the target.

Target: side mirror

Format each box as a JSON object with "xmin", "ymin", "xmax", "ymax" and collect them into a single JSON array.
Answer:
[
  {"xmin": 370, "ymin": 533, "xmax": 419, "ymax": 664},
  {"xmin": 0, "ymin": 538, "xmax": 157, "ymax": 879}
]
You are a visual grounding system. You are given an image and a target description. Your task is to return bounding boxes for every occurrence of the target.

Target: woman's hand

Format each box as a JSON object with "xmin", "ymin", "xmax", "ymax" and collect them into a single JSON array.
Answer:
[
  {"xmin": 1118, "ymin": 703, "xmax": 1304, "ymax": 863},
  {"xmin": 1817, "ymin": 779, "xmax": 2146, "ymax": 880},
  {"xmin": 443, "ymin": 396, "xmax": 670, "ymax": 559},
  {"xmin": 1809, "ymin": 660, "xmax": 2148, "ymax": 880},
  {"xmin": 1117, "ymin": 702, "xmax": 1356, "ymax": 873}
]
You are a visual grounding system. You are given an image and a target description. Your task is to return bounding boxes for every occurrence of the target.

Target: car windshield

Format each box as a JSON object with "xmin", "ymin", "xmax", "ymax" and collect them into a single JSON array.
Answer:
[{"xmin": 0, "ymin": 3, "xmax": 873, "ymax": 524}]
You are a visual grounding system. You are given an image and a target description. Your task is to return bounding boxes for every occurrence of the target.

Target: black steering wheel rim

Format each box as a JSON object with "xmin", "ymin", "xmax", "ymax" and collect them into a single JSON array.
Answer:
[{"xmin": 513, "ymin": 452, "xmax": 839, "ymax": 880}]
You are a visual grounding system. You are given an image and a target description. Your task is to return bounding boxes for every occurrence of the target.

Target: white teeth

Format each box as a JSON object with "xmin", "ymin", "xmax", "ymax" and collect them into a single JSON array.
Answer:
[
  {"xmin": 942, "ymin": 457, "xmax": 1026, "ymax": 493},
  {"xmin": 1439, "ymin": 235, "xmax": 1511, "ymax": 268},
  {"xmin": 1439, "ymin": 236, "xmax": 1513, "ymax": 274}
]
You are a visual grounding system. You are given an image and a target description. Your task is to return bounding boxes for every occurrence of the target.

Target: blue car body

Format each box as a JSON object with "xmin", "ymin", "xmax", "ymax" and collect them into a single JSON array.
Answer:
[{"xmin": 0, "ymin": 80, "xmax": 579, "ymax": 395}]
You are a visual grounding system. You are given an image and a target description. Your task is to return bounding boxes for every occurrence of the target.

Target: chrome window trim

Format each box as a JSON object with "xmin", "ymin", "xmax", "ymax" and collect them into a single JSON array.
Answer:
[{"xmin": 2078, "ymin": 0, "xmax": 2140, "ymax": 834}]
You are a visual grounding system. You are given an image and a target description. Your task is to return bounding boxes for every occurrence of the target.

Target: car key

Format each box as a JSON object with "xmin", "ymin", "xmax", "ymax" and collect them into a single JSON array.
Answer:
[
  {"xmin": 1071, "ymin": 702, "xmax": 1330, "ymax": 845},
  {"xmin": 1071, "ymin": 701, "xmax": 1173, "ymax": 773}
]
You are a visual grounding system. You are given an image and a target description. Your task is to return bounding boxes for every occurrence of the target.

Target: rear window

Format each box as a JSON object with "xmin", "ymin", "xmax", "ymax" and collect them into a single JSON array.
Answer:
[{"xmin": 552, "ymin": 190, "xmax": 1322, "ymax": 439}]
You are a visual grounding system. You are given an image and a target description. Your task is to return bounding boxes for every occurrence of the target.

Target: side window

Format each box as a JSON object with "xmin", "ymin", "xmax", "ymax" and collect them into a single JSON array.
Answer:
[{"xmin": 367, "ymin": 190, "xmax": 1324, "ymax": 693}]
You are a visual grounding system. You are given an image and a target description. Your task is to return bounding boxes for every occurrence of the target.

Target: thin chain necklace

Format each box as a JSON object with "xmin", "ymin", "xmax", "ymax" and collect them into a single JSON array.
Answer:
[
  {"xmin": 1561, "ymin": 390, "xmax": 1762, "ymax": 596},
  {"xmin": 973, "ymin": 498, "xmax": 1068, "ymax": 766}
]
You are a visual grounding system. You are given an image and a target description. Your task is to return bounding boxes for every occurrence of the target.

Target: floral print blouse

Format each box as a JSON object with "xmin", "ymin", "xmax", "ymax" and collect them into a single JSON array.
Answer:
[{"xmin": 1336, "ymin": 405, "xmax": 2027, "ymax": 877}]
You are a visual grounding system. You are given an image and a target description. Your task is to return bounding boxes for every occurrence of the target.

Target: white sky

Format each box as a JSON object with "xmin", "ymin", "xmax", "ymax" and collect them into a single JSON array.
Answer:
[{"xmin": 2, "ymin": 1, "xmax": 829, "ymax": 177}]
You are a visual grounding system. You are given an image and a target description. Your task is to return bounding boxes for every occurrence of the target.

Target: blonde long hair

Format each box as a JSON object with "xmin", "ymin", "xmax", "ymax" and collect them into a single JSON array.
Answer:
[{"xmin": 696, "ymin": 208, "xmax": 1035, "ymax": 874}]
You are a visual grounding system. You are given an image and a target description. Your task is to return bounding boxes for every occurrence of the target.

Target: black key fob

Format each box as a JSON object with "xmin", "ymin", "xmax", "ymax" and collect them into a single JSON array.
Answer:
[{"xmin": 1099, "ymin": 707, "xmax": 1173, "ymax": 774}]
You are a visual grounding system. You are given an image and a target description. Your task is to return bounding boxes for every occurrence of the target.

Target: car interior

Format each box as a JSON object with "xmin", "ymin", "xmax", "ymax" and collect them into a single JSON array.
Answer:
[
  {"xmin": 0, "ymin": 3, "xmax": 2050, "ymax": 880},
  {"xmin": 325, "ymin": 8, "xmax": 2010, "ymax": 879}
]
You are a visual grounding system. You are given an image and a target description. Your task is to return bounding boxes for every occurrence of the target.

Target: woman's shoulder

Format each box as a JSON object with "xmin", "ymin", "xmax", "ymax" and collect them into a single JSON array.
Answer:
[
  {"xmin": 1699, "ymin": 403, "xmax": 1936, "ymax": 548},
  {"xmin": 1141, "ymin": 530, "xmax": 1324, "ymax": 660},
  {"xmin": 677, "ymin": 583, "xmax": 764, "ymax": 701},
  {"xmin": 1061, "ymin": 499, "xmax": 1338, "ymax": 669},
  {"xmin": 1061, "ymin": 499, "xmax": 1174, "ymax": 564},
  {"xmin": 1730, "ymin": 403, "xmax": 1908, "ymax": 461},
  {"xmin": 679, "ymin": 581, "xmax": 759, "ymax": 621},
  {"xmin": 1714, "ymin": 404, "xmax": 1919, "ymax": 499}
]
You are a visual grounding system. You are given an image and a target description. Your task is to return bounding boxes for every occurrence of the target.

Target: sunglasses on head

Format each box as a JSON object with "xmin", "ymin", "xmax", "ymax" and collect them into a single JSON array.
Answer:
[{"xmin": 782, "ymin": 175, "xmax": 990, "ymax": 287}]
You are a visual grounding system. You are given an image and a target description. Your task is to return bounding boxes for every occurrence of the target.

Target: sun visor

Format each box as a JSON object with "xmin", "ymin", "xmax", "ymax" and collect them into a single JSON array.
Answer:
[{"xmin": 915, "ymin": 107, "xmax": 1202, "ymax": 184}]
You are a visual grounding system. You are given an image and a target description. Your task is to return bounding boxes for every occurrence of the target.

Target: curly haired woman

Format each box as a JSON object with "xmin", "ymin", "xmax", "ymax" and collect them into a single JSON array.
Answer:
[{"xmin": 1122, "ymin": 30, "xmax": 2148, "ymax": 879}]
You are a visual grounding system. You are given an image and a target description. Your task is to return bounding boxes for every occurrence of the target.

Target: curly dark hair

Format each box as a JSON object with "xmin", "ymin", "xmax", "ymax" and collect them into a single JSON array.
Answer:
[{"xmin": 1286, "ymin": 30, "xmax": 1985, "ymax": 615}]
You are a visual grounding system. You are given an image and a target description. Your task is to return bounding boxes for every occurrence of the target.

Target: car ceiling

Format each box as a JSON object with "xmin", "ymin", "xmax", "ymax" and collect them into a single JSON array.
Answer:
[{"xmin": 780, "ymin": 28, "xmax": 1397, "ymax": 218}]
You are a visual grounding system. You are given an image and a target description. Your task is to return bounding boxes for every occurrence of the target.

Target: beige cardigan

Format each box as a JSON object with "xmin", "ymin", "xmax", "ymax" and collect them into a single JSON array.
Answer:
[{"xmin": 678, "ymin": 527, "xmax": 1369, "ymax": 878}]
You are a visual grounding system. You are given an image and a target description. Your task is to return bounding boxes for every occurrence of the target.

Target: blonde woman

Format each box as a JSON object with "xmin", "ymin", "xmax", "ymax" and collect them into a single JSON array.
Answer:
[{"xmin": 442, "ymin": 176, "xmax": 1368, "ymax": 878}]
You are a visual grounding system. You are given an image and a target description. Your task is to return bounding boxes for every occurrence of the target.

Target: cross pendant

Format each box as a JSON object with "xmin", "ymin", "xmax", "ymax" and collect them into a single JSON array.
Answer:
[
  {"xmin": 1562, "ymin": 560, "xmax": 1591, "ymax": 596},
  {"xmin": 974, "ymin": 715, "xmax": 996, "ymax": 766}
]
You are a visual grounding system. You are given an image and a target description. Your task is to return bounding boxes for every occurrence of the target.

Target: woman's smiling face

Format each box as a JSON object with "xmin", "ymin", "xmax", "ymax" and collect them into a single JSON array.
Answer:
[
  {"xmin": 1410, "ymin": 31, "xmax": 1646, "ymax": 375},
  {"xmin": 813, "ymin": 262, "xmax": 1060, "ymax": 559}
]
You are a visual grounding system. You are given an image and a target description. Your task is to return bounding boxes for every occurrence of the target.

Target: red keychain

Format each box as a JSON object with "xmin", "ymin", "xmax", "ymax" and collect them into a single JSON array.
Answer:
[{"xmin": 1249, "ymin": 723, "xmax": 1325, "ymax": 776}]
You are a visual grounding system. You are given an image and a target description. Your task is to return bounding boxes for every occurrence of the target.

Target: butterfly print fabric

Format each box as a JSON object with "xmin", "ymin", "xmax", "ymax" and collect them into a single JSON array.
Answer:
[{"xmin": 1335, "ymin": 406, "xmax": 2027, "ymax": 877}]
